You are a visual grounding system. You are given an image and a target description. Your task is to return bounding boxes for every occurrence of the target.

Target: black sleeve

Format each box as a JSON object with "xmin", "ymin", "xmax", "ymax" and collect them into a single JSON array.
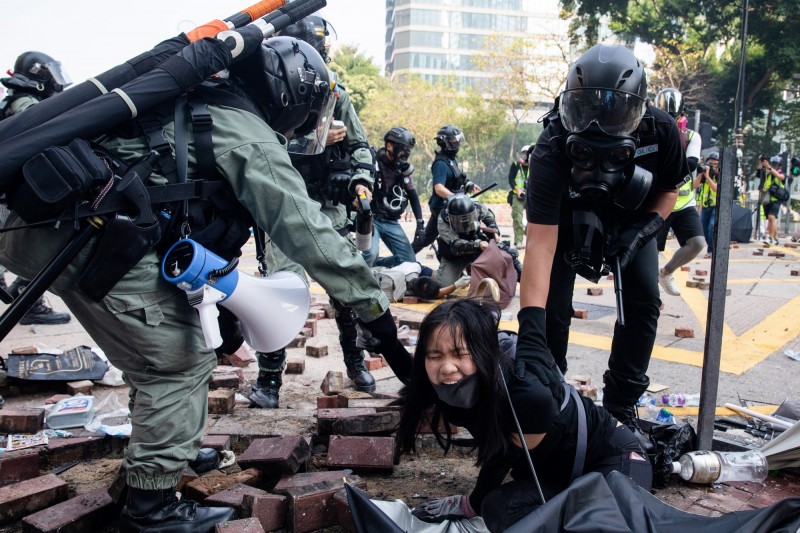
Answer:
[
  {"xmin": 406, "ymin": 188, "xmax": 423, "ymax": 220},
  {"xmin": 652, "ymin": 107, "xmax": 690, "ymax": 190},
  {"xmin": 526, "ymin": 127, "xmax": 570, "ymax": 225},
  {"xmin": 508, "ymin": 162, "xmax": 518, "ymax": 188},
  {"xmin": 469, "ymin": 460, "xmax": 513, "ymax": 513}
]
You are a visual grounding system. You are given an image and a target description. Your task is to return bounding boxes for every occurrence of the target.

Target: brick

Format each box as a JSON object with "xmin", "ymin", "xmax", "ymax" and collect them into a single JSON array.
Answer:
[
  {"xmin": 317, "ymin": 396, "xmax": 339, "ymax": 409},
  {"xmin": 11, "ymin": 346, "xmax": 38, "ymax": 354},
  {"xmin": 336, "ymin": 392, "xmax": 373, "ymax": 408},
  {"xmin": 572, "ymin": 308, "xmax": 588, "ymax": 319},
  {"xmin": 176, "ymin": 467, "xmax": 199, "ymax": 492},
  {"xmin": 731, "ymin": 244, "xmax": 739, "ymax": 249},
  {"xmin": 320, "ymin": 371, "xmax": 345, "ymax": 396},
  {"xmin": 285, "ymin": 358, "xmax": 305, "ymax": 374},
  {"xmin": 21, "ymin": 488, "xmax": 114, "ymax": 533},
  {"xmin": 402, "ymin": 296, "xmax": 419, "ymax": 304},
  {"xmin": 243, "ymin": 493, "xmax": 288, "ymax": 532},
  {"xmin": 317, "ymin": 408, "xmax": 377, "ymax": 435},
  {"xmin": 205, "ymin": 483, "xmax": 270, "ymax": 514},
  {"xmin": 791, "ymin": 270, "xmax": 799, "ymax": 277},
  {"xmin": 211, "ymin": 372, "xmax": 241, "ymax": 390},
  {"xmin": 209, "ymin": 389, "xmax": 236, "ymax": 415},
  {"xmin": 327, "ymin": 436, "xmax": 395, "ymax": 471},
  {"xmin": 273, "ymin": 470, "xmax": 354, "ymax": 492},
  {"xmin": 695, "ymin": 269, "xmax": 708, "ymax": 276},
  {"xmin": 347, "ymin": 398, "xmax": 400, "ymax": 410},
  {"xmin": 44, "ymin": 394, "xmax": 71, "ymax": 405},
  {"xmin": 43, "ymin": 437, "xmax": 109, "ymax": 468},
  {"xmin": 279, "ymin": 474, "xmax": 366, "ymax": 533},
  {"xmin": 399, "ymin": 317, "xmax": 423, "ymax": 330},
  {"xmin": 332, "ymin": 411, "xmax": 401, "ymax": 435},
  {"xmin": 680, "ymin": 266, "xmax": 691, "ymax": 272},
  {"xmin": 0, "ymin": 474, "xmax": 68, "ymax": 525},
  {"xmin": 305, "ymin": 343, "xmax": 328, "ymax": 358},
  {"xmin": 698, "ymin": 282, "xmax": 711, "ymax": 290},
  {"xmin": 304, "ymin": 319, "xmax": 318, "ymax": 337},
  {"xmin": 0, "ymin": 408, "xmax": 44, "ymax": 434},
  {"xmin": 692, "ymin": 277, "xmax": 706, "ymax": 282},
  {"xmin": 308, "ymin": 309, "xmax": 326, "ymax": 320},
  {"xmin": 287, "ymin": 336, "xmax": 307, "ymax": 349},
  {"xmin": 184, "ymin": 469, "xmax": 261, "ymax": 502},
  {"xmin": 586, "ymin": 288, "xmax": 603, "ymax": 296},
  {"xmin": 300, "ymin": 328, "xmax": 313, "ymax": 338},
  {"xmin": 65, "ymin": 380, "xmax": 93, "ymax": 395},
  {"xmin": 202, "ymin": 435, "xmax": 232, "ymax": 451},
  {"xmin": 225, "ymin": 346, "xmax": 256, "ymax": 368},
  {"xmin": 686, "ymin": 280, "xmax": 699, "ymax": 288},
  {"xmin": 332, "ymin": 488, "xmax": 356, "ymax": 532},
  {"xmin": 752, "ymin": 250, "xmax": 764, "ymax": 256},
  {"xmin": 215, "ymin": 517, "xmax": 265, "ymax": 533},
  {"xmin": 238, "ymin": 436, "xmax": 311, "ymax": 475},
  {"xmin": 784, "ymin": 242, "xmax": 799, "ymax": 249},
  {"xmin": 0, "ymin": 452, "xmax": 39, "ymax": 487},
  {"xmin": 675, "ymin": 327, "xmax": 695, "ymax": 338},
  {"xmin": 363, "ymin": 357, "xmax": 383, "ymax": 371},
  {"xmin": 319, "ymin": 303, "xmax": 335, "ymax": 319}
]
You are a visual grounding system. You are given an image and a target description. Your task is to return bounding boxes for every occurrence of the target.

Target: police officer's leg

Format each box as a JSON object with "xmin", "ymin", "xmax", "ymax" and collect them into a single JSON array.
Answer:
[
  {"xmin": 413, "ymin": 207, "xmax": 441, "ymax": 253},
  {"xmin": 604, "ymin": 238, "xmax": 660, "ymax": 452},
  {"xmin": 56, "ymin": 284, "xmax": 235, "ymax": 530},
  {"xmin": 7, "ymin": 276, "xmax": 72, "ymax": 325},
  {"xmin": 545, "ymin": 225, "xmax": 578, "ymax": 374},
  {"xmin": 435, "ymin": 256, "xmax": 470, "ymax": 287},
  {"xmin": 330, "ymin": 297, "xmax": 376, "ymax": 392}
]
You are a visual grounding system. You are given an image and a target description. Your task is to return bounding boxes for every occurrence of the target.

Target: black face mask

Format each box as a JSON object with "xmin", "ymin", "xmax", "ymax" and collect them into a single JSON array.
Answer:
[
  {"xmin": 565, "ymin": 133, "xmax": 653, "ymax": 210},
  {"xmin": 432, "ymin": 373, "xmax": 480, "ymax": 409}
]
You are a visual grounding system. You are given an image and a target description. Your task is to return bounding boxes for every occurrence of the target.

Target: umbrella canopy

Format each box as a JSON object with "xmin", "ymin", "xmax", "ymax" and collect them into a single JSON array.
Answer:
[
  {"xmin": 730, "ymin": 203, "xmax": 753, "ymax": 244},
  {"xmin": 761, "ymin": 419, "xmax": 800, "ymax": 470}
]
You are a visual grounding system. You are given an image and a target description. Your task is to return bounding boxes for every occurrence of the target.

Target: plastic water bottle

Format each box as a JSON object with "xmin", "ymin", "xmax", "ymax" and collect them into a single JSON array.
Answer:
[
  {"xmin": 655, "ymin": 408, "xmax": 674, "ymax": 424},
  {"xmin": 672, "ymin": 450, "xmax": 768, "ymax": 484},
  {"xmin": 661, "ymin": 393, "xmax": 686, "ymax": 407}
]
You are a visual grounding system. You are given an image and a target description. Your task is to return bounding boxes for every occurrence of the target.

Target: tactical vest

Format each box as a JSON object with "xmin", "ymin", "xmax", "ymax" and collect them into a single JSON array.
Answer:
[
  {"xmin": 290, "ymin": 143, "xmax": 350, "ymax": 203},
  {"xmin": 373, "ymin": 148, "xmax": 409, "ymax": 220},
  {"xmin": 434, "ymin": 151, "xmax": 467, "ymax": 193}
]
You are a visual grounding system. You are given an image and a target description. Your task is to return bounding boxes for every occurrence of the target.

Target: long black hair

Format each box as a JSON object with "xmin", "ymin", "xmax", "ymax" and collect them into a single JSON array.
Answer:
[{"xmin": 396, "ymin": 298, "xmax": 514, "ymax": 467}]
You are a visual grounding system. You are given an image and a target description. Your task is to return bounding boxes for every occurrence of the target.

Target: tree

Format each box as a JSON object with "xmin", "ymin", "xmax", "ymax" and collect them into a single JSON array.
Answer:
[{"xmin": 328, "ymin": 45, "xmax": 386, "ymax": 114}]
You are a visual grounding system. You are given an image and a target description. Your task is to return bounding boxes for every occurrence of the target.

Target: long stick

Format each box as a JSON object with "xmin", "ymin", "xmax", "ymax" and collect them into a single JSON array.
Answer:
[
  {"xmin": 724, "ymin": 403, "xmax": 793, "ymax": 430},
  {"xmin": 613, "ymin": 257, "xmax": 625, "ymax": 326}
]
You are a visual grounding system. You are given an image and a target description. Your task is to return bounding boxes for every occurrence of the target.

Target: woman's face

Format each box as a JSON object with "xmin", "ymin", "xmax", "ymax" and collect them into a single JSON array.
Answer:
[{"xmin": 424, "ymin": 324, "xmax": 477, "ymax": 385}]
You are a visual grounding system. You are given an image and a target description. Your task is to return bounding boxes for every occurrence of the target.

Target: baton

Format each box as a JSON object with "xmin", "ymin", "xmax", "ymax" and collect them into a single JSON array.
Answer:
[
  {"xmin": 469, "ymin": 182, "xmax": 498, "ymax": 199},
  {"xmin": 186, "ymin": 0, "xmax": 286, "ymax": 41},
  {"xmin": 613, "ymin": 257, "xmax": 625, "ymax": 326}
]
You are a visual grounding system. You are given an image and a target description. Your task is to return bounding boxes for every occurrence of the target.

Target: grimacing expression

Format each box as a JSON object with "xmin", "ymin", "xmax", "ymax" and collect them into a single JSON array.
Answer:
[{"xmin": 424, "ymin": 324, "xmax": 477, "ymax": 386}]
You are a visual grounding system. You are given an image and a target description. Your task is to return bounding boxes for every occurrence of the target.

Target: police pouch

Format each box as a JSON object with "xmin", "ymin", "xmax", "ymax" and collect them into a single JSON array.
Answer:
[
  {"xmin": 12, "ymin": 139, "xmax": 108, "ymax": 223},
  {"xmin": 78, "ymin": 213, "xmax": 162, "ymax": 301}
]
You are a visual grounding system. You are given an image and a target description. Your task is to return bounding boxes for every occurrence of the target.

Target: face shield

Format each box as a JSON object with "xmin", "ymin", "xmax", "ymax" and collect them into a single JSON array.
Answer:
[
  {"xmin": 45, "ymin": 60, "xmax": 72, "ymax": 92},
  {"xmin": 286, "ymin": 84, "xmax": 336, "ymax": 155},
  {"xmin": 559, "ymin": 89, "xmax": 646, "ymax": 137},
  {"xmin": 448, "ymin": 208, "xmax": 479, "ymax": 234}
]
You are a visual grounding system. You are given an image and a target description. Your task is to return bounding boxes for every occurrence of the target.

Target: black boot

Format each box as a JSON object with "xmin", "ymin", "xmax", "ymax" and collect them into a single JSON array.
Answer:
[
  {"xmin": 344, "ymin": 350, "xmax": 376, "ymax": 392},
  {"xmin": 119, "ymin": 487, "xmax": 236, "ymax": 533},
  {"xmin": 19, "ymin": 300, "xmax": 71, "ymax": 325},
  {"xmin": 250, "ymin": 349, "xmax": 286, "ymax": 409},
  {"xmin": 603, "ymin": 402, "xmax": 655, "ymax": 454}
]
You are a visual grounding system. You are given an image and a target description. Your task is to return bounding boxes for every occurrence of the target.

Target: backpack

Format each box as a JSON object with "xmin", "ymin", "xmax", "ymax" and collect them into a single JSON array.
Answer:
[
  {"xmin": 372, "ymin": 267, "xmax": 408, "ymax": 302},
  {"xmin": 769, "ymin": 182, "xmax": 790, "ymax": 203}
]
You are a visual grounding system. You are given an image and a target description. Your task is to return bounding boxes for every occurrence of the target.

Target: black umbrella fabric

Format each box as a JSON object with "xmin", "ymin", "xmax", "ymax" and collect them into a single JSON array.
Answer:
[
  {"xmin": 730, "ymin": 203, "xmax": 753, "ymax": 244},
  {"xmin": 345, "ymin": 483, "xmax": 404, "ymax": 533}
]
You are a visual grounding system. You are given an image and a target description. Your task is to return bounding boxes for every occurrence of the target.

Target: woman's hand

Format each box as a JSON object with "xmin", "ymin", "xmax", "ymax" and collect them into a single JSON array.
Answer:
[{"xmin": 411, "ymin": 495, "xmax": 476, "ymax": 522}]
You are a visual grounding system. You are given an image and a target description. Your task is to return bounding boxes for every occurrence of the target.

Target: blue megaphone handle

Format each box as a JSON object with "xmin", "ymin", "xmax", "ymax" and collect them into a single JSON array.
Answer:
[{"xmin": 161, "ymin": 238, "xmax": 239, "ymax": 295}]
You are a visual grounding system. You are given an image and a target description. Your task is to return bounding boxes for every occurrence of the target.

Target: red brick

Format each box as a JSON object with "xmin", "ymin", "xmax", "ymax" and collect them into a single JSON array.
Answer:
[
  {"xmin": 346, "ymin": 398, "xmax": 399, "ymax": 410},
  {"xmin": 316, "ymin": 409, "xmax": 376, "ymax": 435},
  {"xmin": 225, "ymin": 346, "xmax": 256, "ymax": 368},
  {"xmin": 332, "ymin": 489, "xmax": 356, "ymax": 532},
  {"xmin": 0, "ymin": 408, "xmax": 44, "ymax": 434},
  {"xmin": 202, "ymin": 435, "xmax": 231, "ymax": 451},
  {"xmin": 211, "ymin": 372, "xmax": 241, "ymax": 390},
  {"xmin": 731, "ymin": 244, "xmax": 739, "ymax": 249},
  {"xmin": 287, "ymin": 336, "xmax": 307, "ymax": 349},
  {"xmin": 572, "ymin": 308, "xmax": 588, "ymax": 319},
  {"xmin": 21, "ymin": 488, "xmax": 114, "ymax": 533},
  {"xmin": 0, "ymin": 474, "xmax": 68, "ymax": 525},
  {"xmin": 215, "ymin": 517, "xmax": 265, "ymax": 533},
  {"xmin": 308, "ymin": 309, "xmax": 326, "ymax": 320},
  {"xmin": 319, "ymin": 303, "xmax": 335, "ymax": 319},
  {"xmin": 675, "ymin": 327, "xmax": 695, "ymax": 338},
  {"xmin": 304, "ymin": 319, "xmax": 317, "ymax": 337},
  {"xmin": 243, "ymin": 493, "xmax": 287, "ymax": 532},
  {"xmin": 792, "ymin": 270, "xmax": 800, "ymax": 277},
  {"xmin": 280, "ymin": 475, "xmax": 366, "ymax": 533},
  {"xmin": 680, "ymin": 266, "xmax": 691, "ymax": 272},
  {"xmin": 209, "ymin": 389, "xmax": 236, "ymax": 414},
  {"xmin": 695, "ymin": 269, "xmax": 708, "ymax": 276},
  {"xmin": 332, "ymin": 411, "xmax": 401, "ymax": 435},
  {"xmin": 184, "ymin": 469, "xmax": 261, "ymax": 502},
  {"xmin": 66, "ymin": 380, "xmax": 93, "ymax": 395},
  {"xmin": 586, "ymin": 288, "xmax": 603, "ymax": 296},
  {"xmin": 402, "ymin": 296, "xmax": 419, "ymax": 304},
  {"xmin": 686, "ymin": 280, "xmax": 699, "ymax": 288},
  {"xmin": 305, "ymin": 343, "xmax": 328, "ymax": 358},
  {"xmin": 205, "ymin": 483, "xmax": 270, "ymax": 514},
  {"xmin": 11, "ymin": 346, "xmax": 38, "ymax": 354},
  {"xmin": 237, "ymin": 436, "xmax": 311, "ymax": 475},
  {"xmin": 698, "ymin": 282, "xmax": 710, "ymax": 290},
  {"xmin": 0, "ymin": 452, "xmax": 39, "ymax": 487},
  {"xmin": 285, "ymin": 358, "xmax": 305, "ymax": 374},
  {"xmin": 327, "ymin": 436, "xmax": 395, "ymax": 471},
  {"xmin": 316, "ymin": 396, "xmax": 339, "ymax": 409},
  {"xmin": 176, "ymin": 467, "xmax": 198, "ymax": 492},
  {"xmin": 753, "ymin": 250, "xmax": 764, "ymax": 256},
  {"xmin": 785, "ymin": 242, "xmax": 799, "ymax": 249},
  {"xmin": 44, "ymin": 394, "xmax": 71, "ymax": 405},
  {"xmin": 363, "ymin": 357, "xmax": 383, "ymax": 371},
  {"xmin": 320, "ymin": 371, "xmax": 345, "ymax": 396},
  {"xmin": 273, "ymin": 470, "xmax": 356, "ymax": 493},
  {"xmin": 300, "ymin": 327, "xmax": 313, "ymax": 338},
  {"xmin": 336, "ymin": 392, "xmax": 373, "ymax": 408},
  {"xmin": 43, "ymin": 437, "xmax": 109, "ymax": 468}
]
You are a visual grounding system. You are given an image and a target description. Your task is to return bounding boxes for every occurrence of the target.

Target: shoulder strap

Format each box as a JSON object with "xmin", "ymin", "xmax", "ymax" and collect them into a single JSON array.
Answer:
[{"xmin": 569, "ymin": 385, "xmax": 587, "ymax": 482}]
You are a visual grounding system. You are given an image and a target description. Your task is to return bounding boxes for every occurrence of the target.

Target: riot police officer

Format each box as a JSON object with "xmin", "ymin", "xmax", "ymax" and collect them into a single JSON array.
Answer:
[
  {"xmin": 412, "ymin": 125, "xmax": 478, "ymax": 253},
  {"xmin": 0, "ymin": 51, "xmax": 72, "ymax": 325},
  {"xmin": 520, "ymin": 45, "xmax": 688, "ymax": 453}
]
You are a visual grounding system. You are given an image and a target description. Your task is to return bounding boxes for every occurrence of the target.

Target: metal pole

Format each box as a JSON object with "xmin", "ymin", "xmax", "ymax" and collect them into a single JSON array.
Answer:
[
  {"xmin": 733, "ymin": 0, "xmax": 749, "ymax": 133},
  {"xmin": 697, "ymin": 147, "xmax": 736, "ymax": 450}
]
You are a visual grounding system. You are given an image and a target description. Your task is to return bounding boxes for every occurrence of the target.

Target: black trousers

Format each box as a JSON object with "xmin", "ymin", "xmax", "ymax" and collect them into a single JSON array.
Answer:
[
  {"xmin": 412, "ymin": 207, "xmax": 441, "ymax": 253},
  {"xmin": 546, "ymin": 224, "xmax": 661, "ymax": 406}
]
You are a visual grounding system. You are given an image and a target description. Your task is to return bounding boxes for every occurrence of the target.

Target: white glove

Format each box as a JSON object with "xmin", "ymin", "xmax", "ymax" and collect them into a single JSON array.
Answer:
[
  {"xmin": 454, "ymin": 276, "xmax": 471, "ymax": 289},
  {"xmin": 411, "ymin": 494, "xmax": 476, "ymax": 522}
]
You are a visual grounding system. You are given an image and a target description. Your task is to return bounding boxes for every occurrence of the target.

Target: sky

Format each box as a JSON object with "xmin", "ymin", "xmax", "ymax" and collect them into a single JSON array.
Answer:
[{"xmin": 0, "ymin": 0, "xmax": 387, "ymax": 86}]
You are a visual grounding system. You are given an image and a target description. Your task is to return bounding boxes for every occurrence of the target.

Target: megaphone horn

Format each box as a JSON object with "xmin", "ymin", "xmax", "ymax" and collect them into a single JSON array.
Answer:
[{"xmin": 161, "ymin": 239, "xmax": 311, "ymax": 353}]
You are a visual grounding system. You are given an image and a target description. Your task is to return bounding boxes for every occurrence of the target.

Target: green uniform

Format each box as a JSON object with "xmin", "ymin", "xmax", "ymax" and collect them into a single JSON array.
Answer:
[
  {"xmin": 435, "ymin": 202, "xmax": 497, "ymax": 286},
  {"xmin": 508, "ymin": 161, "xmax": 529, "ymax": 246},
  {"xmin": 0, "ymin": 98, "xmax": 388, "ymax": 490}
]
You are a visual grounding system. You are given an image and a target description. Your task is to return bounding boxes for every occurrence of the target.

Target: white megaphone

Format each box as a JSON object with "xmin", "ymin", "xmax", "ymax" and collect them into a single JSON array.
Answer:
[{"xmin": 161, "ymin": 239, "xmax": 310, "ymax": 353}]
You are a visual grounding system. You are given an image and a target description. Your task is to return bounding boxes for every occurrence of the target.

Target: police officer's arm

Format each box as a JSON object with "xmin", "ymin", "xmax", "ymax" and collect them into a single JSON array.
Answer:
[
  {"xmin": 648, "ymin": 187, "xmax": 680, "ymax": 219},
  {"xmin": 508, "ymin": 162, "xmax": 518, "ymax": 191},
  {"xmin": 432, "ymin": 160, "xmax": 453, "ymax": 199},
  {"xmin": 520, "ymin": 223, "xmax": 558, "ymax": 308},
  {"xmin": 438, "ymin": 215, "xmax": 484, "ymax": 255},
  {"xmin": 336, "ymin": 86, "xmax": 374, "ymax": 200}
]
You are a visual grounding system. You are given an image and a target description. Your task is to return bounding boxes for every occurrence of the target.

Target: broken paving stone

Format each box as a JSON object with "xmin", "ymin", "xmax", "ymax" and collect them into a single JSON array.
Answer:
[
  {"xmin": 695, "ymin": 269, "xmax": 708, "ymax": 276},
  {"xmin": 0, "ymin": 474, "xmax": 68, "ymax": 525},
  {"xmin": 675, "ymin": 327, "xmax": 695, "ymax": 339},
  {"xmin": 208, "ymin": 389, "xmax": 236, "ymax": 415},
  {"xmin": 308, "ymin": 309, "xmax": 326, "ymax": 320},
  {"xmin": 243, "ymin": 493, "xmax": 288, "ymax": 532},
  {"xmin": 316, "ymin": 396, "xmax": 339, "ymax": 409},
  {"xmin": 205, "ymin": 483, "xmax": 270, "ymax": 514},
  {"xmin": 331, "ymin": 411, "xmax": 401, "ymax": 436},
  {"xmin": 791, "ymin": 270, "xmax": 799, "ymax": 277},
  {"xmin": 305, "ymin": 343, "xmax": 328, "ymax": 358},
  {"xmin": 304, "ymin": 319, "xmax": 317, "ymax": 337},
  {"xmin": 210, "ymin": 372, "xmax": 241, "ymax": 390},
  {"xmin": 398, "ymin": 317, "xmax": 423, "ymax": 330},
  {"xmin": 326, "ymin": 435, "xmax": 396, "ymax": 471},
  {"xmin": 336, "ymin": 391, "xmax": 373, "ymax": 408},
  {"xmin": 680, "ymin": 266, "xmax": 691, "ymax": 272},
  {"xmin": 316, "ymin": 408, "xmax": 377, "ymax": 436},
  {"xmin": 320, "ymin": 371, "xmax": 345, "ymax": 396},
  {"xmin": 363, "ymin": 357, "xmax": 383, "ymax": 371},
  {"xmin": 21, "ymin": 487, "xmax": 114, "ymax": 533},
  {"xmin": 44, "ymin": 394, "xmax": 71, "ymax": 405},
  {"xmin": 184, "ymin": 469, "xmax": 261, "ymax": 502},
  {"xmin": 176, "ymin": 467, "xmax": 199, "ymax": 492},
  {"xmin": 0, "ymin": 452, "xmax": 39, "ymax": 488},
  {"xmin": 685, "ymin": 280, "xmax": 700, "ymax": 288},
  {"xmin": 215, "ymin": 517, "xmax": 265, "ymax": 533},
  {"xmin": 277, "ymin": 474, "xmax": 366, "ymax": 533},
  {"xmin": 285, "ymin": 358, "xmax": 305, "ymax": 374},
  {"xmin": 224, "ymin": 346, "xmax": 256, "ymax": 368},
  {"xmin": 65, "ymin": 380, "xmax": 93, "ymax": 395},
  {"xmin": 577, "ymin": 385, "xmax": 598, "ymax": 400},
  {"xmin": 572, "ymin": 308, "xmax": 588, "ymax": 319},
  {"xmin": 10, "ymin": 346, "xmax": 38, "ymax": 355},
  {"xmin": 237, "ymin": 436, "xmax": 311, "ymax": 475},
  {"xmin": 698, "ymin": 282, "xmax": 711, "ymax": 290},
  {"xmin": 402, "ymin": 296, "xmax": 419, "ymax": 304},
  {"xmin": 287, "ymin": 336, "xmax": 307, "ymax": 349},
  {"xmin": 0, "ymin": 408, "xmax": 44, "ymax": 434}
]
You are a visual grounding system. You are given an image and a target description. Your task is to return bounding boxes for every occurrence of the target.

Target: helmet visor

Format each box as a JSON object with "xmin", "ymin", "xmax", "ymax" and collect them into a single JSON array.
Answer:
[
  {"xmin": 449, "ymin": 210, "xmax": 478, "ymax": 234},
  {"xmin": 287, "ymin": 88, "xmax": 336, "ymax": 155},
  {"xmin": 47, "ymin": 61, "xmax": 72, "ymax": 90},
  {"xmin": 559, "ymin": 89, "xmax": 646, "ymax": 137}
]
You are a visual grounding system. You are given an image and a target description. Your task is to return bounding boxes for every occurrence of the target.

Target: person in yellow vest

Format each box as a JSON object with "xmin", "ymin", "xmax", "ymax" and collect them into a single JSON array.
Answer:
[
  {"xmin": 508, "ymin": 145, "xmax": 531, "ymax": 246},
  {"xmin": 695, "ymin": 152, "xmax": 719, "ymax": 258},
  {"xmin": 760, "ymin": 155, "xmax": 786, "ymax": 245},
  {"xmin": 653, "ymin": 89, "xmax": 706, "ymax": 296}
]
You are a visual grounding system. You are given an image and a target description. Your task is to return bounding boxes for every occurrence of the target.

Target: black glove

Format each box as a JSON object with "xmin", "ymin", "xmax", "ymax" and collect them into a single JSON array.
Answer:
[
  {"xmin": 606, "ymin": 212, "xmax": 664, "ymax": 271},
  {"xmin": 414, "ymin": 220, "xmax": 426, "ymax": 242},
  {"xmin": 513, "ymin": 307, "xmax": 562, "ymax": 399},
  {"xmin": 325, "ymin": 171, "xmax": 352, "ymax": 206},
  {"xmin": 359, "ymin": 311, "xmax": 412, "ymax": 383}
]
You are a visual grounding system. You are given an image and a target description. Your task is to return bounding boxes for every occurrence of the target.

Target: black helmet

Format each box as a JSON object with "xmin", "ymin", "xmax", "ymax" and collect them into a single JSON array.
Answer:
[
  {"xmin": 654, "ymin": 88, "xmax": 685, "ymax": 119},
  {"xmin": 230, "ymin": 36, "xmax": 334, "ymax": 151},
  {"xmin": 277, "ymin": 15, "xmax": 332, "ymax": 63},
  {"xmin": 436, "ymin": 125, "xmax": 464, "ymax": 153},
  {"xmin": 384, "ymin": 127, "xmax": 415, "ymax": 150},
  {"xmin": 559, "ymin": 45, "xmax": 647, "ymax": 137},
  {"xmin": 1, "ymin": 51, "xmax": 71, "ymax": 97},
  {"xmin": 445, "ymin": 193, "xmax": 478, "ymax": 234}
]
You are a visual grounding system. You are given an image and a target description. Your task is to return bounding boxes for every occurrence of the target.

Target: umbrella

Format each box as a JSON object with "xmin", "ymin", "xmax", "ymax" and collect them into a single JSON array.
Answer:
[
  {"xmin": 730, "ymin": 203, "xmax": 753, "ymax": 243},
  {"xmin": 761, "ymin": 417, "xmax": 800, "ymax": 470}
]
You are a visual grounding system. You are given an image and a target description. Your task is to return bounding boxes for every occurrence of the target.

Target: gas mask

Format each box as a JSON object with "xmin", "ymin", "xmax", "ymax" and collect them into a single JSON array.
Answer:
[
  {"xmin": 565, "ymin": 132, "xmax": 653, "ymax": 211},
  {"xmin": 564, "ymin": 209, "xmax": 609, "ymax": 283}
]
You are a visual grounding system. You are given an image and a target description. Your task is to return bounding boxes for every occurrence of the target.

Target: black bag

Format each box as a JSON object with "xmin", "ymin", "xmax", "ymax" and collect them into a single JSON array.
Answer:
[
  {"xmin": 10, "ymin": 138, "xmax": 109, "ymax": 223},
  {"xmin": 768, "ymin": 183, "xmax": 790, "ymax": 203}
]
